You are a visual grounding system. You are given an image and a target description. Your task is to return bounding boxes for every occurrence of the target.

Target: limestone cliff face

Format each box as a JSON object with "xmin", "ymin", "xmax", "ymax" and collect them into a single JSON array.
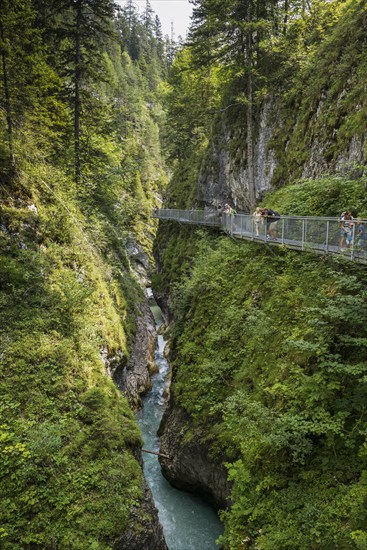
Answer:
[
  {"xmin": 197, "ymin": 95, "xmax": 366, "ymax": 211},
  {"xmin": 110, "ymin": 298, "xmax": 157, "ymax": 409},
  {"xmin": 158, "ymin": 397, "xmax": 231, "ymax": 510},
  {"xmin": 112, "ymin": 237, "xmax": 158, "ymax": 409},
  {"xmin": 198, "ymin": 98, "xmax": 277, "ymax": 210},
  {"xmin": 127, "ymin": 300, "xmax": 157, "ymax": 408},
  {"xmin": 301, "ymin": 110, "xmax": 366, "ymax": 180}
]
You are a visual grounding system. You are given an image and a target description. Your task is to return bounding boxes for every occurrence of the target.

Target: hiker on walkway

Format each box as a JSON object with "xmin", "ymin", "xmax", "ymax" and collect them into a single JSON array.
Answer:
[
  {"xmin": 339, "ymin": 210, "xmax": 354, "ymax": 249},
  {"xmin": 262, "ymin": 208, "xmax": 280, "ymax": 240},
  {"xmin": 356, "ymin": 219, "xmax": 366, "ymax": 248},
  {"xmin": 253, "ymin": 207, "xmax": 263, "ymax": 237},
  {"xmin": 223, "ymin": 204, "xmax": 231, "ymax": 215}
]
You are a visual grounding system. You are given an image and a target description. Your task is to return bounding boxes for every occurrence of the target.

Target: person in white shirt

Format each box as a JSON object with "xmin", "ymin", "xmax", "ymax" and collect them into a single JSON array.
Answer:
[
  {"xmin": 339, "ymin": 210, "xmax": 354, "ymax": 249},
  {"xmin": 253, "ymin": 207, "xmax": 263, "ymax": 237}
]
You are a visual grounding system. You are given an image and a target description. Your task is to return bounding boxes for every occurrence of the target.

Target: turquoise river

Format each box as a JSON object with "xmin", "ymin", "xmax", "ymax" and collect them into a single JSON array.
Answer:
[{"xmin": 136, "ymin": 290, "xmax": 224, "ymax": 550}]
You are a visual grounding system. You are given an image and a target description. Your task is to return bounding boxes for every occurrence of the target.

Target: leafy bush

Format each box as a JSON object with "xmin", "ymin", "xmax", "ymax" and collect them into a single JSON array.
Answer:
[{"xmin": 263, "ymin": 176, "xmax": 367, "ymax": 217}]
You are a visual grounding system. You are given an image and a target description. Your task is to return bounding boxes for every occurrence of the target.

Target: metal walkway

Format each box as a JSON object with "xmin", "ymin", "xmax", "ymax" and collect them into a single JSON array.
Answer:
[{"xmin": 152, "ymin": 209, "xmax": 367, "ymax": 264}]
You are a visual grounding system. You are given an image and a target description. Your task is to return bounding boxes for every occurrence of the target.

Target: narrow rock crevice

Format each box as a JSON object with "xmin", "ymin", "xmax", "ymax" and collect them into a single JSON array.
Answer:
[{"xmin": 112, "ymin": 241, "xmax": 168, "ymax": 549}]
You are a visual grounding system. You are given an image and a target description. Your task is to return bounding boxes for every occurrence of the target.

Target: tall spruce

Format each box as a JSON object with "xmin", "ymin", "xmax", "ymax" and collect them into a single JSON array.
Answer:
[
  {"xmin": 0, "ymin": 1, "xmax": 13, "ymax": 168},
  {"xmin": 34, "ymin": 0, "xmax": 116, "ymax": 185},
  {"xmin": 189, "ymin": 0, "xmax": 255, "ymax": 208},
  {"xmin": 0, "ymin": 0, "xmax": 61, "ymax": 177}
]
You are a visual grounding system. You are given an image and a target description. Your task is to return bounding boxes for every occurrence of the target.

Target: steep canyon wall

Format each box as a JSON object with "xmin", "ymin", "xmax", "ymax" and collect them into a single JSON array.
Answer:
[{"xmin": 198, "ymin": 95, "xmax": 366, "ymax": 211}]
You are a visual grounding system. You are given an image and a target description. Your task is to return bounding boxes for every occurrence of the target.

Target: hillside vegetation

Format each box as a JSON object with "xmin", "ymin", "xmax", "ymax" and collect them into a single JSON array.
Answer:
[
  {"xmin": 154, "ymin": 0, "xmax": 367, "ymax": 547},
  {"xmin": 156, "ymin": 220, "xmax": 367, "ymax": 548},
  {"xmin": 0, "ymin": 0, "xmax": 169, "ymax": 547},
  {"xmin": 1, "ymin": 168, "xmax": 144, "ymax": 547}
]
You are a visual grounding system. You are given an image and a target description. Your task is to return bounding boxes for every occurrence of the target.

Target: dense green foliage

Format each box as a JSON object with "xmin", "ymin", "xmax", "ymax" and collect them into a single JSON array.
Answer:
[
  {"xmin": 155, "ymin": 220, "xmax": 367, "ymax": 548},
  {"xmin": 153, "ymin": 0, "xmax": 367, "ymax": 548},
  {"xmin": 159, "ymin": 47, "xmax": 221, "ymax": 208},
  {"xmin": 3, "ymin": 0, "xmax": 367, "ymax": 546},
  {"xmin": 0, "ymin": 0, "xmax": 170, "ymax": 547},
  {"xmin": 264, "ymin": 176, "xmax": 367, "ymax": 218},
  {"xmin": 0, "ymin": 163, "xmax": 144, "ymax": 548}
]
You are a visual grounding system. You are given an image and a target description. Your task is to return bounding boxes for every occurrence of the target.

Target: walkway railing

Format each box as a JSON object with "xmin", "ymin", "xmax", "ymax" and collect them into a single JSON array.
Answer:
[
  {"xmin": 153, "ymin": 209, "xmax": 222, "ymax": 227},
  {"xmin": 152, "ymin": 209, "xmax": 367, "ymax": 264}
]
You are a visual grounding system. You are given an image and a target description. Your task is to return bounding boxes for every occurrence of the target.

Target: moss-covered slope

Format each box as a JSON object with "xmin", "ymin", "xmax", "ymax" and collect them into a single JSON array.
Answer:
[
  {"xmin": 0, "ymin": 2, "xmax": 169, "ymax": 547},
  {"xmin": 0, "ymin": 161, "xmax": 162, "ymax": 548},
  {"xmin": 153, "ymin": 177, "xmax": 367, "ymax": 548}
]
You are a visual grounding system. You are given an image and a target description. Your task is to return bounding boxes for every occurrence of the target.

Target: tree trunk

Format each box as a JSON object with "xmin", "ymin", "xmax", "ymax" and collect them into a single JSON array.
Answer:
[
  {"xmin": 283, "ymin": 0, "xmax": 289, "ymax": 34},
  {"xmin": 246, "ymin": 2, "xmax": 256, "ymax": 211},
  {"xmin": 0, "ymin": 18, "xmax": 14, "ymax": 166},
  {"xmin": 74, "ymin": 0, "xmax": 82, "ymax": 185}
]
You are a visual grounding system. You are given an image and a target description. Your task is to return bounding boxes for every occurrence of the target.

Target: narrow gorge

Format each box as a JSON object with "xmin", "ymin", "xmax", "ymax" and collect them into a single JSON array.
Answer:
[{"xmin": 1, "ymin": 0, "xmax": 367, "ymax": 548}]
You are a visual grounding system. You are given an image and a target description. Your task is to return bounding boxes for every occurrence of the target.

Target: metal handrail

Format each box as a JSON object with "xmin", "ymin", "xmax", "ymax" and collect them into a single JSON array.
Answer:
[{"xmin": 152, "ymin": 209, "xmax": 367, "ymax": 264}]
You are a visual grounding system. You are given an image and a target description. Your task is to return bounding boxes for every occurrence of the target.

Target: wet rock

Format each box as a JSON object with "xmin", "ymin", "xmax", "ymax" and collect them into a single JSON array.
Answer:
[
  {"xmin": 114, "ymin": 299, "xmax": 157, "ymax": 410},
  {"xmin": 126, "ymin": 236, "xmax": 151, "ymax": 286},
  {"xmin": 158, "ymin": 399, "xmax": 231, "ymax": 511},
  {"xmin": 114, "ymin": 479, "xmax": 168, "ymax": 550},
  {"xmin": 100, "ymin": 346, "xmax": 124, "ymax": 378}
]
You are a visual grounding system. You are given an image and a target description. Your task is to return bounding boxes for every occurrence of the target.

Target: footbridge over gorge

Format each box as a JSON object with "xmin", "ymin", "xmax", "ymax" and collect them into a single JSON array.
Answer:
[{"xmin": 152, "ymin": 209, "xmax": 367, "ymax": 264}]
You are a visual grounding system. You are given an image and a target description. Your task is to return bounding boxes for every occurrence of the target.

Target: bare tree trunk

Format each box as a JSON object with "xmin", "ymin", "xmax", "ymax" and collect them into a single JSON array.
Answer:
[
  {"xmin": 283, "ymin": 0, "xmax": 289, "ymax": 34},
  {"xmin": 74, "ymin": 0, "xmax": 82, "ymax": 185},
  {"xmin": 272, "ymin": 0, "xmax": 278, "ymax": 35},
  {"xmin": 246, "ymin": 2, "xmax": 256, "ymax": 211},
  {"xmin": 246, "ymin": 73, "xmax": 255, "ymax": 211},
  {"xmin": 0, "ymin": 18, "xmax": 14, "ymax": 166}
]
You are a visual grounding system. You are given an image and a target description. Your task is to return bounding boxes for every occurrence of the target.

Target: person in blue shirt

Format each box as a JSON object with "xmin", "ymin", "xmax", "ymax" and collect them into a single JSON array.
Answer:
[
  {"xmin": 339, "ymin": 210, "xmax": 354, "ymax": 249},
  {"xmin": 356, "ymin": 219, "xmax": 366, "ymax": 249}
]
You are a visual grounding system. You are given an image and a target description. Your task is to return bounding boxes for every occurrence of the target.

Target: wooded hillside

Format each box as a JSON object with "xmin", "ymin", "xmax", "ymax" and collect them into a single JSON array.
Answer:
[
  {"xmin": 154, "ymin": 0, "xmax": 367, "ymax": 548},
  {"xmin": 0, "ymin": 1, "xmax": 169, "ymax": 547}
]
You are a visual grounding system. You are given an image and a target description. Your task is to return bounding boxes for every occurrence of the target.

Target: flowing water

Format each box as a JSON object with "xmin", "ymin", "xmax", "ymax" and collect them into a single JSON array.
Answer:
[{"xmin": 136, "ymin": 290, "xmax": 223, "ymax": 550}]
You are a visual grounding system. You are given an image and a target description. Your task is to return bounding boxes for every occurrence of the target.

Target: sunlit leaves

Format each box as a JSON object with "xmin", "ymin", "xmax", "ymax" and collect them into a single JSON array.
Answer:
[{"xmin": 163, "ymin": 226, "xmax": 367, "ymax": 547}]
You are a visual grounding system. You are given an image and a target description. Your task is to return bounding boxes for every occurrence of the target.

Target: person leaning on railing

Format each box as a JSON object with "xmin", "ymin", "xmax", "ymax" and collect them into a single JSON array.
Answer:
[{"xmin": 262, "ymin": 208, "xmax": 281, "ymax": 241}]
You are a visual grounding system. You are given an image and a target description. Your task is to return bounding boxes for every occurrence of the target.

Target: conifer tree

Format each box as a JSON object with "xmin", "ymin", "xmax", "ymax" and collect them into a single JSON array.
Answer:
[
  {"xmin": 0, "ymin": 0, "xmax": 63, "ymax": 177},
  {"xmin": 0, "ymin": 1, "xmax": 13, "ymax": 167},
  {"xmin": 189, "ymin": 0, "xmax": 256, "ymax": 208},
  {"xmin": 189, "ymin": 0, "xmax": 319, "ymax": 208},
  {"xmin": 34, "ymin": 0, "xmax": 116, "ymax": 185},
  {"xmin": 143, "ymin": 0, "xmax": 155, "ymax": 36}
]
